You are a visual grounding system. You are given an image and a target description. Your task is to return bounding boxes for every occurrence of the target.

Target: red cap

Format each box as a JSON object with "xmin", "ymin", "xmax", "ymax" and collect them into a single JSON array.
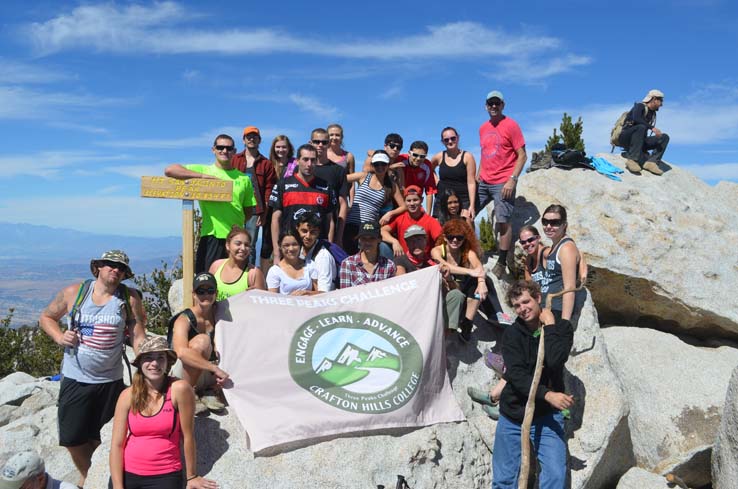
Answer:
[
  {"xmin": 243, "ymin": 126, "xmax": 260, "ymax": 136},
  {"xmin": 403, "ymin": 185, "xmax": 422, "ymax": 198}
]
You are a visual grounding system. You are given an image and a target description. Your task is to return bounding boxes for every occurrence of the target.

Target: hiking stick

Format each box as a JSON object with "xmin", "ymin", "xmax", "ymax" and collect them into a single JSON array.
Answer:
[{"xmin": 517, "ymin": 283, "xmax": 584, "ymax": 489}]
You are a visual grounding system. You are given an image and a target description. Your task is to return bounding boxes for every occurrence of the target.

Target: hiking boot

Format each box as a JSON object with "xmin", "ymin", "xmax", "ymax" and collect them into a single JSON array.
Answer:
[
  {"xmin": 624, "ymin": 159, "xmax": 642, "ymax": 174},
  {"xmin": 643, "ymin": 161, "xmax": 664, "ymax": 175},
  {"xmin": 491, "ymin": 261, "xmax": 506, "ymax": 279},
  {"xmin": 467, "ymin": 386, "xmax": 497, "ymax": 406},
  {"xmin": 457, "ymin": 318, "xmax": 473, "ymax": 343},
  {"xmin": 481, "ymin": 404, "xmax": 500, "ymax": 420},
  {"xmin": 200, "ymin": 394, "xmax": 225, "ymax": 412}
]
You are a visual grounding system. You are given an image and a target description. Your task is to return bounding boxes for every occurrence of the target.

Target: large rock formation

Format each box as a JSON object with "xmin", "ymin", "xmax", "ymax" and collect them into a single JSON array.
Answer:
[
  {"xmin": 515, "ymin": 154, "xmax": 738, "ymax": 340},
  {"xmin": 712, "ymin": 364, "xmax": 738, "ymax": 488},
  {"xmin": 603, "ymin": 326, "xmax": 738, "ymax": 487},
  {"xmin": 615, "ymin": 467, "xmax": 671, "ymax": 488}
]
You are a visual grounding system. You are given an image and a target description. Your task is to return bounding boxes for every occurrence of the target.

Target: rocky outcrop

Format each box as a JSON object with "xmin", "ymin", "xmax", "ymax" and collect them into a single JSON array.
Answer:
[
  {"xmin": 513, "ymin": 154, "xmax": 738, "ymax": 340},
  {"xmin": 712, "ymin": 364, "xmax": 738, "ymax": 488},
  {"xmin": 615, "ymin": 467, "xmax": 671, "ymax": 488},
  {"xmin": 603, "ymin": 326, "xmax": 738, "ymax": 487}
]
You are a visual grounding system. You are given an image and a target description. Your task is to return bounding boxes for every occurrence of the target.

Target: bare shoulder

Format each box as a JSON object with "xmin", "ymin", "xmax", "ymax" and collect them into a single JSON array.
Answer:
[
  {"xmin": 42, "ymin": 282, "xmax": 82, "ymax": 317},
  {"xmin": 209, "ymin": 259, "xmax": 226, "ymax": 274},
  {"xmin": 170, "ymin": 378, "xmax": 194, "ymax": 404}
]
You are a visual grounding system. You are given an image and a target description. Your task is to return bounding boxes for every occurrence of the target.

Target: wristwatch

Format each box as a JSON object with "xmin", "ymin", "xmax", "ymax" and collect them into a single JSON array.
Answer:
[{"xmin": 510, "ymin": 175, "xmax": 518, "ymax": 182}]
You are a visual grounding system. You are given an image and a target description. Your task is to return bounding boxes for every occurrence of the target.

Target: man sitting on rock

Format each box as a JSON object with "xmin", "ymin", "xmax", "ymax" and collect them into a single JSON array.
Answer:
[
  {"xmin": 491, "ymin": 280, "xmax": 574, "ymax": 489},
  {"xmin": 619, "ymin": 89, "xmax": 669, "ymax": 175}
]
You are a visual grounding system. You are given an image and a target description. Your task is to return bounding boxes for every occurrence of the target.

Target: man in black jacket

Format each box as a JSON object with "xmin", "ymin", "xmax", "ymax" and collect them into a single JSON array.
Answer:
[
  {"xmin": 492, "ymin": 280, "xmax": 573, "ymax": 489},
  {"xmin": 619, "ymin": 89, "xmax": 669, "ymax": 175}
]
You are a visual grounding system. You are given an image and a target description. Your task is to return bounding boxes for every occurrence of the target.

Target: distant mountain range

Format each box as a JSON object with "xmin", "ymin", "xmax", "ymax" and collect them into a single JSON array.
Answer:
[
  {"xmin": 0, "ymin": 222, "xmax": 180, "ymax": 328},
  {"xmin": 316, "ymin": 343, "xmax": 400, "ymax": 387}
]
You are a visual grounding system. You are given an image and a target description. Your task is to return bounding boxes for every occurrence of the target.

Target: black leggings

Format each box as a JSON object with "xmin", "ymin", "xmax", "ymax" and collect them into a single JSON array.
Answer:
[{"xmin": 108, "ymin": 470, "xmax": 182, "ymax": 489}]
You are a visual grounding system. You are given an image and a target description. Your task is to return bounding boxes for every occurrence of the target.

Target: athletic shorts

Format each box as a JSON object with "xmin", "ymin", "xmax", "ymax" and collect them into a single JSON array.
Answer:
[
  {"xmin": 107, "ymin": 470, "xmax": 183, "ymax": 489},
  {"xmin": 477, "ymin": 182, "xmax": 515, "ymax": 223},
  {"xmin": 171, "ymin": 359, "xmax": 216, "ymax": 391},
  {"xmin": 58, "ymin": 377, "xmax": 125, "ymax": 446},
  {"xmin": 195, "ymin": 235, "xmax": 227, "ymax": 274}
]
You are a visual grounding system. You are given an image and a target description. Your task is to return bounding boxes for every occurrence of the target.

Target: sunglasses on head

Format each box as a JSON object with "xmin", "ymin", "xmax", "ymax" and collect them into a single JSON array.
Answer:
[
  {"xmin": 447, "ymin": 234, "xmax": 465, "ymax": 242},
  {"xmin": 101, "ymin": 260, "xmax": 127, "ymax": 271},
  {"xmin": 215, "ymin": 145, "xmax": 235, "ymax": 152},
  {"xmin": 387, "ymin": 142, "xmax": 402, "ymax": 150},
  {"xmin": 311, "ymin": 139, "xmax": 329, "ymax": 146},
  {"xmin": 195, "ymin": 287, "xmax": 216, "ymax": 295},
  {"xmin": 519, "ymin": 236, "xmax": 539, "ymax": 245},
  {"xmin": 442, "ymin": 136, "xmax": 458, "ymax": 144},
  {"xmin": 541, "ymin": 218, "xmax": 564, "ymax": 227},
  {"xmin": 410, "ymin": 152, "xmax": 427, "ymax": 160}
]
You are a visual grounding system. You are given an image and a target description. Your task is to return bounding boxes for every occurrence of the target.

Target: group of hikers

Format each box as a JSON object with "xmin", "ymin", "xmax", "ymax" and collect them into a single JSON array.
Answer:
[{"xmin": 2, "ymin": 88, "xmax": 669, "ymax": 489}]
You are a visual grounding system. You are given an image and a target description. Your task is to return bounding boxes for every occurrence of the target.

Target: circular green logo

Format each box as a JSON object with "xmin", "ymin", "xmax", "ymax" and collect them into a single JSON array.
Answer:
[{"xmin": 288, "ymin": 312, "xmax": 424, "ymax": 413}]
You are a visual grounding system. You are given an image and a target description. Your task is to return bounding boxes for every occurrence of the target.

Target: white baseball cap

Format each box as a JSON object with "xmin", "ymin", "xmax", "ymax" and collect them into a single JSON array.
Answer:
[{"xmin": 0, "ymin": 451, "xmax": 44, "ymax": 489}]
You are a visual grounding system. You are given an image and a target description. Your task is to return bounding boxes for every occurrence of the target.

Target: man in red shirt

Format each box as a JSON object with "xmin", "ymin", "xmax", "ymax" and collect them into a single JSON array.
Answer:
[
  {"xmin": 478, "ymin": 90, "xmax": 527, "ymax": 278},
  {"xmin": 381, "ymin": 185, "xmax": 442, "ymax": 258},
  {"xmin": 396, "ymin": 140, "xmax": 437, "ymax": 212}
]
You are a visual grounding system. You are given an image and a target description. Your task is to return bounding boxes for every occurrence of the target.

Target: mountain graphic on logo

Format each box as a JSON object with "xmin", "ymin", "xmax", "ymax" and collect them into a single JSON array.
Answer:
[{"xmin": 315, "ymin": 342, "xmax": 400, "ymax": 387}]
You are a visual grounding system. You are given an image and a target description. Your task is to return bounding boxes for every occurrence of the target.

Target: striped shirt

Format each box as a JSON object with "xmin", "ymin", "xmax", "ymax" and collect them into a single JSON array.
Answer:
[{"xmin": 348, "ymin": 174, "xmax": 387, "ymax": 224}]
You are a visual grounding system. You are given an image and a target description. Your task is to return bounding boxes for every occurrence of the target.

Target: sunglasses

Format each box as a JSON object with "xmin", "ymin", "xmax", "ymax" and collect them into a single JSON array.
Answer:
[
  {"xmin": 486, "ymin": 99, "xmax": 503, "ymax": 106},
  {"xmin": 387, "ymin": 142, "xmax": 402, "ymax": 150},
  {"xmin": 215, "ymin": 145, "xmax": 235, "ymax": 152},
  {"xmin": 410, "ymin": 152, "xmax": 427, "ymax": 160},
  {"xmin": 442, "ymin": 136, "xmax": 457, "ymax": 144},
  {"xmin": 311, "ymin": 139, "xmax": 329, "ymax": 146},
  {"xmin": 245, "ymin": 134, "xmax": 260, "ymax": 140},
  {"xmin": 195, "ymin": 287, "xmax": 216, "ymax": 295},
  {"xmin": 519, "ymin": 236, "xmax": 539, "ymax": 245},
  {"xmin": 101, "ymin": 260, "xmax": 127, "ymax": 271},
  {"xmin": 447, "ymin": 234, "xmax": 465, "ymax": 242},
  {"xmin": 541, "ymin": 218, "xmax": 564, "ymax": 227}
]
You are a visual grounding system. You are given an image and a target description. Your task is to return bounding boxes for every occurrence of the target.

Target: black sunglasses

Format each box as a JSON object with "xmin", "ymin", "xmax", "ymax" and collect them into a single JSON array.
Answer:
[
  {"xmin": 447, "ymin": 234, "xmax": 465, "ymax": 242},
  {"xmin": 410, "ymin": 152, "xmax": 427, "ymax": 159},
  {"xmin": 101, "ymin": 260, "xmax": 127, "ymax": 271},
  {"xmin": 541, "ymin": 218, "xmax": 564, "ymax": 227},
  {"xmin": 215, "ymin": 145, "xmax": 235, "ymax": 152},
  {"xmin": 311, "ymin": 139, "xmax": 329, "ymax": 146},
  {"xmin": 195, "ymin": 287, "xmax": 216, "ymax": 295},
  {"xmin": 387, "ymin": 142, "xmax": 402, "ymax": 150},
  {"xmin": 519, "ymin": 236, "xmax": 539, "ymax": 245},
  {"xmin": 442, "ymin": 136, "xmax": 457, "ymax": 144}
]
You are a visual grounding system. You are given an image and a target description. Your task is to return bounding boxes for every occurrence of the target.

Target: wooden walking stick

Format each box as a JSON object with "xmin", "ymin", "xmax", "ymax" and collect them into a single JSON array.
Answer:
[{"xmin": 517, "ymin": 283, "xmax": 584, "ymax": 489}]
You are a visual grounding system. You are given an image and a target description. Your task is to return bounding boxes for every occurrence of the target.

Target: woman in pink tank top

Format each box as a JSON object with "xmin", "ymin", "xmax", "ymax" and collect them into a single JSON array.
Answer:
[{"xmin": 109, "ymin": 336, "xmax": 218, "ymax": 489}]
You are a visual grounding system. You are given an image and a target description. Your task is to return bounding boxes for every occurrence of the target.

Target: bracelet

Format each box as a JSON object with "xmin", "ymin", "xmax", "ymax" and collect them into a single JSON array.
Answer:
[{"xmin": 187, "ymin": 475, "xmax": 198, "ymax": 481}]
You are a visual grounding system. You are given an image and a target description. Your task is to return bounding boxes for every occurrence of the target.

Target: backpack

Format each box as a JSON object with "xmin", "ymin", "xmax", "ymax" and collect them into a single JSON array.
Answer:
[
  {"xmin": 313, "ymin": 239, "xmax": 348, "ymax": 289},
  {"xmin": 550, "ymin": 144, "xmax": 591, "ymax": 170},
  {"xmin": 166, "ymin": 308, "xmax": 198, "ymax": 348},
  {"xmin": 610, "ymin": 111, "xmax": 630, "ymax": 148},
  {"xmin": 68, "ymin": 279, "xmax": 137, "ymax": 382}
]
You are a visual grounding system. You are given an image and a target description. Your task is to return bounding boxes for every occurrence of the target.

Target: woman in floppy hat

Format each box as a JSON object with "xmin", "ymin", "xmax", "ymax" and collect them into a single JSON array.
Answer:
[{"xmin": 109, "ymin": 336, "xmax": 218, "ymax": 489}]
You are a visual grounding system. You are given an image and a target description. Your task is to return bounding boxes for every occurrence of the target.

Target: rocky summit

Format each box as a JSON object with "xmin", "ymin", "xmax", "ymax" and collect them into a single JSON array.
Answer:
[{"xmin": 3, "ymin": 155, "xmax": 737, "ymax": 488}]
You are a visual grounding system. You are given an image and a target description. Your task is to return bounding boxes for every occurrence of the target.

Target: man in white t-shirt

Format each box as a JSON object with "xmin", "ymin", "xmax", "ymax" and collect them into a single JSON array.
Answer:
[{"xmin": 296, "ymin": 212, "xmax": 337, "ymax": 292}]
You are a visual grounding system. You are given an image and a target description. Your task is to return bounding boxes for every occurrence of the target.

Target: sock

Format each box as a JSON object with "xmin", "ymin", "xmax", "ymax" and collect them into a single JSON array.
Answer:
[{"xmin": 497, "ymin": 250, "xmax": 508, "ymax": 265}]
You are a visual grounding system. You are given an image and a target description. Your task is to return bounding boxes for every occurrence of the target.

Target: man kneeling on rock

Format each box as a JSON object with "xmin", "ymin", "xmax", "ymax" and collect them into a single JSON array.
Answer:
[
  {"xmin": 491, "ymin": 280, "xmax": 574, "ymax": 489},
  {"xmin": 619, "ymin": 89, "xmax": 669, "ymax": 175},
  {"xmin": 170, "ymin": 272, "xmax": 230, "ymax": 414}
]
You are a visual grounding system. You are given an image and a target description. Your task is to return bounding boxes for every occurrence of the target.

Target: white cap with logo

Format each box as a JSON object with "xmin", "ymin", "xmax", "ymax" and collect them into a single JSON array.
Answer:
[{"xmin": 0, "ymin": 451, "xmax": 44, "ymax": 489}]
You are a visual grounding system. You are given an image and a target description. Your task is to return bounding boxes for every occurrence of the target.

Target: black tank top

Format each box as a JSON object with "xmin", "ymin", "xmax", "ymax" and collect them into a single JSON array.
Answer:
[{"xmin": 437, "ymin": 151, "xmax": 470, "ymax": 204}]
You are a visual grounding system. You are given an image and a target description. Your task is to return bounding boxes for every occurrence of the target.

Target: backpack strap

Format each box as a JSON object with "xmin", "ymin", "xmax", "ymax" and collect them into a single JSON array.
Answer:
[{"xmin": 68, "ymin": 279, "xmax": 93, "ymax": 331}]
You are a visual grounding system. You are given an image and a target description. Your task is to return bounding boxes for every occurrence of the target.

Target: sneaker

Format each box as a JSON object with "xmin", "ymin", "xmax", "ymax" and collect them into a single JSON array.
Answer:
[
  {"xmin": 194, "ymin": 397, "xmax": 209, "ymax": 415},
  {"xmin": 643, "ymin": 161, "xmax": 664, "ymax": 175},
  {"xmin": 481, "ymin": 404, "xmax": 500, "ymax": 420},
  {"xmin": 467, "ymin": 386, "xmax": 497, "ymax": 406},
  {"xmin": 624, "ymin": 159, "xmax": 642, "ymax": 174},
  {"xmin": 457, "ymin": 328, "xmax": 472, "ymax": 343},
  {"xmin": 491, "ymin": 261, "xmax": 506, "ymax": 279},
  {"xmin": 484, "ymin": 351, "xmax": 506, "ymax": 376},
  {"xmin": 496, "ymin": 312, "xmax": 513, "ymax": 326}
]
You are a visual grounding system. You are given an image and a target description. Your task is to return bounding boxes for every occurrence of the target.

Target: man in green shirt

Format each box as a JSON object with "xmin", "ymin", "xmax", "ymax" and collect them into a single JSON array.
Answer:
[{"xmin": 165, "ymin": 134, "xmax": 256, "ymax": 273}]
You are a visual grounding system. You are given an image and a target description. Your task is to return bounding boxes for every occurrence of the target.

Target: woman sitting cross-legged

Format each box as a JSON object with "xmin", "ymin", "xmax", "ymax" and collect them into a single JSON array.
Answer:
[{"xmin": 109, "ymin": 336, "xmax": 218, "ymax": 489}]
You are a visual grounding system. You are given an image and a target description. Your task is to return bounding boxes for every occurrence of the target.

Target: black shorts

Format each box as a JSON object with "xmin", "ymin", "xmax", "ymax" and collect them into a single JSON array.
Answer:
[
  {"xmin": 107, "ymin": 471, "xmax": 183, "ymax": 489},
  {"xmin": 58, "ymin": 377, "xmax": 125, "ymax": 447},
  {"xmin": 195, "ymin": 235, "xmax": 227, "ymax": 273},
  {"xmin": 260, "ymin": 209, "xmax": 274, "ymax": 259}
]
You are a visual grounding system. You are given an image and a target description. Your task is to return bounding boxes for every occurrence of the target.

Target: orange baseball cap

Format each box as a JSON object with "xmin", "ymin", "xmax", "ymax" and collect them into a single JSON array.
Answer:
[{"xmin": 243, "ymin": 126, "xmax": 260, "ymax": 136}]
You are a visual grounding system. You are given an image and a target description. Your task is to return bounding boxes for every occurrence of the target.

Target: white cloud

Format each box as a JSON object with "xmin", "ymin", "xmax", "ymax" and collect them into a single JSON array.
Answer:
[
  {"xmin": 287, "ymin": 94, "xmax": 340, "ymax": 119},
  {"xmin": 96, "ymin": 185, "xmax": 125, "ymax": 195},
  {"xmin": 490, "ymin": 54, "xmax": 592, "ymax": 85},
  {"xmin": 26, "ymin": 4, "xmax": 581, "ymax": 70},
  {"xmin": 0, "ymin": 85, "xmax": 133, "ymax": 120},
  {"xmin": 379, "ymin": 84, "xmax": 403, "ymax": 100},
  {"xmin": 0, "ymin": 195, "xmax": 180, "ymax": 237},
  {"xmin": 98, "ymin": 126, "xmax": 243, "ymax": 149},
  {"xmin": 105, "ymin": 164, "xmax": 176, "ymax": 179},
  {"xmin": 681, "ymin": 162, "xmax": 738, "ymax": 181},
  {"xmin": 0, "ymin": 58, "xmax": 72, "ymax": 84},
  {"xmin": 0, "ymin": 151, "xmax": 128, "ymax": 178}
]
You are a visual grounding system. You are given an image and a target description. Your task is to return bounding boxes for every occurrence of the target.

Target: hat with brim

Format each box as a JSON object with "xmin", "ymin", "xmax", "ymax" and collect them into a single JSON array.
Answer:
[
  {"xmin": 357, "ymin": 221, "xmax": 381, "ymax": 239},
  {"xmin": 132, "ymin": 335, "xmax": 178, "ymax": 369},
  {"xmin": 404, "ymin": 224, "xmax": 427, "ymax": 239},
  {"xmin": 90, "ymin": 249, "xmax": 134, "ymax": 280},
  {"xmin": 0, "ymin": 450, "xmax": 44, "ymax": 489},
  {"xmin": 642, "ymin": 89, "xmax": 664, "ymax": 103}
]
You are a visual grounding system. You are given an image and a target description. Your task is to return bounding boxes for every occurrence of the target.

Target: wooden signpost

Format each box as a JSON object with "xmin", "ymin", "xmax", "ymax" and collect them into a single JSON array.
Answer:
[{"xmin": 141, "ymin": 176, "xmax": 233, "ymax": 307}]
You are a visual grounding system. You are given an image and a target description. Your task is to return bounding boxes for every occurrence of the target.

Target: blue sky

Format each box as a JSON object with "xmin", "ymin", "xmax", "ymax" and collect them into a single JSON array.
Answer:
[{"xmin": 0, "ymin": 0, "xmax": 736, "ymax": 237}]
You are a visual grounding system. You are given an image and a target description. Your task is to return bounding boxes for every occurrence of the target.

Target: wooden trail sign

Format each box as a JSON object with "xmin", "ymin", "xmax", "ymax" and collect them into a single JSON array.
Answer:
[{"xmin": 141, "ymin": 176, "xmax": 233, "ymax": 307}]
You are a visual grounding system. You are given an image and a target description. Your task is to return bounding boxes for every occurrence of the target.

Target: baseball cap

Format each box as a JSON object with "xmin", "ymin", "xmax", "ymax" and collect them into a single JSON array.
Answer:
[
  {"xmin": 486, "ymin": 90, "xmax": 504, "ymax": 102},
  {"xmin": 90, "ymin": 249, "xmax": 134, "ymax": 280},
  {"xmin": 193, "ymin": 272, "xmax": 217, "ymax": 290},
  {"xmin": 371, "ymin": 152, "xmax": 390, "ymax": 165},
  {"xmin": 404, "ymin": 225, "xmax": 427, "ymax": 239},
  {"xmin": 403, "ymin": 185, "xmax": 422, "ymax": 198},
  {"xmin": 357, "ymin": 221, "xmax": 381, "ymax": 239},
  {"xmin": 642, "ymin": 89, "xmax": 664, "ymax": 103},
  {"xmin": 243, "ymin": 126, "xmax": 260, "ymax": 136},
  {"xmin": 0, "ymin": 451, "xmax": 44, "ymax": 489}
]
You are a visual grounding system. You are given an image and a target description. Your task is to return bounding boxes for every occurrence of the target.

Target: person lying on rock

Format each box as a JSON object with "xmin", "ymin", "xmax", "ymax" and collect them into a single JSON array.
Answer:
[
  {"xmin": 490, "ymin": 280, "xmax": 574, "ymax": 489},
  {"xmin": 170, "ymin": 272, "xmax": 230, "ymax": 414},
  {"xmin": 619, "ymin": 89, "xmax": 669, "ymax": 175}
]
